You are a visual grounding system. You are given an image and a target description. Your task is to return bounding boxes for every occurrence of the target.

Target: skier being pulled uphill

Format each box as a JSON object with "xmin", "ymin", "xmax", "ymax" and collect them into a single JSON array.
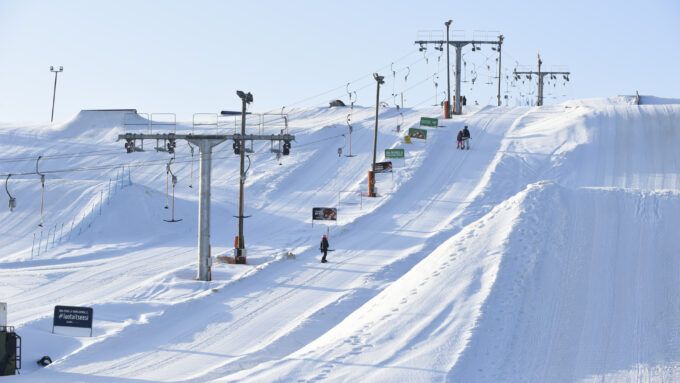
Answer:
[
  {"xmin": 461, "ymin": 125, "xmax": 471, "ymax": 150},
  {"xmin": 320, "ymin": 235, "xmax": 329, "ymax": 263},
  {"xmin": 456, "ymin": 130, "xmax": 463, "ymax": 149}
]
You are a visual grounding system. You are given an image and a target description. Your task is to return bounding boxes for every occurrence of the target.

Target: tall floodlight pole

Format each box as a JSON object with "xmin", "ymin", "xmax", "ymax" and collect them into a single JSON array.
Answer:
[
  {"xmin": 236, "ymin": 90, "xmax": 253, "ymax": 264},
  {"xmin": 455, "ymin": 45, "xmax": 462, "ymax": 115},
  {"xmin": 367, "ymin": 73, "xmax": 384, "ymax": 198},
  {"xmin": 497, "ymin": 35, "xmax": 504, "ymax": 106},
  {"xmin": 50, "ymin": 66, "xmax": 63, "ymax": 122},
  {"xmin": 445, "ymin": 20, "xmax": 452, "ymax": 118},
  {"xmin": 372, "ymin": 73, "xmax": 384, "ymax": 173}
]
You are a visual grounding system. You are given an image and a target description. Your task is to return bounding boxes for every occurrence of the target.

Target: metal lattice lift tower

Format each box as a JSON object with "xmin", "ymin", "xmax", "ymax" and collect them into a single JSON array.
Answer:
[
  {"xmin": 118, "ymin": 98, "xmax": 294, "ymax": 281},
  {"xmin": 513, "ymin": 53, "xmax": 570, "ymax": 106},
  {"xmin": 415, "ymin": 26, "xmax": 503, "ymax": 115}
]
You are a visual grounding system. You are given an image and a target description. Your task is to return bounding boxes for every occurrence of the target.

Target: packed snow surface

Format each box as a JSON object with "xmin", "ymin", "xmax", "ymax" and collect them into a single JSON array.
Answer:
[{"xmin": 1, "ymin": 97, "xmax": 680, "ymax": 382}]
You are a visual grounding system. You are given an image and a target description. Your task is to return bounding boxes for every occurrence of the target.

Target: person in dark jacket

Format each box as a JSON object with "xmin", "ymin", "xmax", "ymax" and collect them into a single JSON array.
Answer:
[
  {"xmin": 320, "ymin": 235, "xmax": 329, "ymax": 263},
  {"xmin": 462, "ymin": 125, "xmax": 471, "ymax": 149},
  {"xmin": 456, "ymin": 130, "xmax": 463, "ymax": 149}
]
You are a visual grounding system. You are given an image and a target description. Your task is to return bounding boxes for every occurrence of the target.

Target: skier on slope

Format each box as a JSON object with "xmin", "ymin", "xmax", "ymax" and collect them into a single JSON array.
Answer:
[
  {"xmin": 462, "ymin": 125, "xmax": 471, "ymax": 150},
  {"xmin": 456, "ymin": 130, "xmax": 464, "ymax": 150},
  {"xmin": 320, "ymin": 235, "xmax": 330, "ymax": 263}
]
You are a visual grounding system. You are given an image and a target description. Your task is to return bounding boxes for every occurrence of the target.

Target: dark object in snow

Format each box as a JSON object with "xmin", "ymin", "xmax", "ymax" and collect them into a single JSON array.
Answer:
[
  {"xmin": 329, "ymin": 100, "xmax": 346, "ymax": 107},
  {"xmin": 37, "ymin": 356, "xmax": 52, "ymax": 367}
]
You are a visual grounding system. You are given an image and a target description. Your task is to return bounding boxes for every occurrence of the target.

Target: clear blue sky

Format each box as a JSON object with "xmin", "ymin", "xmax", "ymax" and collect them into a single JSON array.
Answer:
[{"xmin": 1, "ymin": 0, "xmax": 678, "ymax": 122}]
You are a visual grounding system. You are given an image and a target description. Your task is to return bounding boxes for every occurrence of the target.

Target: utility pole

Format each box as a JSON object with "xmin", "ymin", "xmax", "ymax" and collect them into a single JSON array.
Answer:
[
  {"xmin": 50, "ymin": 66, "xmax": 63, "ymax": 122},
  {"xmin": 118, "ymin": 119, "xmax": 295, "ymax": 281},
  {"xmin": 368, "ymin": 73, "xmax": 384, "ymax": 197},
  {"xmin": 497, "ymin": 35, "xmax": 504, "ymax": 107},
  {"xmin": 445, "ymin": 20, "xmax": 452, "ymax": 118},
  {"xmin": 235, "ymin": 90, "xmax": 253, "ymax": 264},
  {"xmin": 513, "ymin": 53, "xmax": 570, "ymax": 106},
  {"xmin": 416, "ymin": 28, "xmax": 502, "ymax": 115}
]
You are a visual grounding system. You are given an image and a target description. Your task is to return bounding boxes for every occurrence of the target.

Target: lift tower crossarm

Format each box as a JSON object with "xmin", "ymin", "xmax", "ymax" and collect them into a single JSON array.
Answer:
[
  {"xmin": 117, "ymin": 133, "xmax": 296, "ymax": 142},
  {"xmin": 513, "ymin": 53, "xmax": 570, "ymax": 106},
  {"xmin": 513, "ymin": 71, "xmax": 570, "ymax": 107},
  {"xmin": 117, "ymin": 131, "xmax": 295, "ymax": 281},
  {"xmin": 415, "ymin": 35, "xmax": 503, "ymax": 115}
]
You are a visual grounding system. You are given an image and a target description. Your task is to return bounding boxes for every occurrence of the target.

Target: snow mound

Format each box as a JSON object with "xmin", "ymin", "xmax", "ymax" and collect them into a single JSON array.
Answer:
[
  {"xmin": 50, "ymin": 109, "xmax": 142, "ymax": 141},
  {"xmin": 638, "ymin": 95, "xmax": 680, "ymax": 105},
  {"xmin": 232, "ymin": 182, "xmax": 680, "ymax": 382}
]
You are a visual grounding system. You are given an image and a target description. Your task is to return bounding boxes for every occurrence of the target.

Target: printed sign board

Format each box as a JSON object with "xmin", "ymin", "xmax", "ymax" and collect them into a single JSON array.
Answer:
[
  {"xmin": 384, "ymin": 149, "xmax": 405, "ymax": 159},
  {"xmin": 403, "ymin": 135, "xmax": 412, "ymax": 144},
  {"xmin": 374, "ymin": 161, "xmax": 393, "ymax": 173},
  {"xmin": 312, "ymin": 207, "xmax": 337, "ymax": 221},
  {"xmin": 420, "ymin": 117, "xmax": 438, "ymax": 127},
  {"xmin": 53, "ymin": 305, "xmax": 93, "ymax": 336},
  {"xmin": 408, "ymin": 128, "xmax": 427, "ymax": 140}
]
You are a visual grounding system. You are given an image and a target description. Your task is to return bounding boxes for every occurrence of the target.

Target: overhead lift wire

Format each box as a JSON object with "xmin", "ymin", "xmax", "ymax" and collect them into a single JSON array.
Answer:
[
  {"xmin": 284, "ymin": 53, "xmax": 437, "ymax": 136},
  {"xmin": 0, "ymin": 148, "xmax": 124, "ymax": 164},
  {"xmin": 282, "ymin": 50, "xmax": 422, "ymax": 112}
]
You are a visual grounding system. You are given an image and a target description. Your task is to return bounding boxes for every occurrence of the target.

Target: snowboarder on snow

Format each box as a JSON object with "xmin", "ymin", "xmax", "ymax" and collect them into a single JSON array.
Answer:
[
  {"xmin": 456, "ymin": 130, "xmax": 463, "ymax": 149},
  {"xmin": 320, "ymin": 235, "xmax": 329, "ymax": 263},
  {"xmin": 462, "ymin": 125, "xmax": 471, "ymax": 150}
]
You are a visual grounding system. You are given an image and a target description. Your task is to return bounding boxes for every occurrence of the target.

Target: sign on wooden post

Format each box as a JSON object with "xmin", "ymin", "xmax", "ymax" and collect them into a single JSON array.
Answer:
[
  {"xmin": 312, "ymin": 207, "xmax": 337, "ymax": 227},
  {"xmin": 408, "ymin": 128, "xmax": 427, "ymax": 140},
  {"xmin": 384, "ymin": 149, "xmax": 405, "ymax": 159},
  {"xmin": 419, "ymin": 117, "xmax": 438, "ymax": 127},
  {"xmin": 53, "ymin": 306, "xmax": 94, "ymax": 337}
]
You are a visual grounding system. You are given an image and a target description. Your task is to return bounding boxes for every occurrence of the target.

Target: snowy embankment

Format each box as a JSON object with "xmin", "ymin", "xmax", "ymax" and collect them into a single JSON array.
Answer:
[{"xmin": 1, "ymin": 99, "xmax": 680, "ymax": 382}]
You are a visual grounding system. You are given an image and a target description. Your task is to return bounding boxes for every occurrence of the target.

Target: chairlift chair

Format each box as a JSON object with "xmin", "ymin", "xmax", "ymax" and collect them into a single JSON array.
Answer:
[
  {"xmin": 155, "ymin": 138, "xmax": 169, "ymax": 152},
  {"xmin": 5, "ymin": 174, "xmax": 16, "ymax": 211},
  {"xmin": 164, "ymin": 157, "xmax": 174, "ymax": 209},
  {"xmin": 244, "ymin": 140, "xmax": 254, "ymax": 153},
  {"xmin": 338, "ymin": 134, "xmax": 346, "ymax": 157},
  {"xmin": 36, "ymin": 156, "xmax": 46, "ymax": 226},
  {"xmin": 187, "ymin": 142, "xmax": 195, "ymax": 188},
  {"xmin": 345, "ymin": 114, "xmax": 356, "ymax": 157},
  {"xmin": 164, "ymin": 158, "xmax": 182, "ymax": 223}
]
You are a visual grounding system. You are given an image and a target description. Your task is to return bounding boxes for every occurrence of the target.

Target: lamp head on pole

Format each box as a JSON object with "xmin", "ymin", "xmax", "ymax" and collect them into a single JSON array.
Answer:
[
  {"xmin": 445, "ymin": 20, "xmax": 452, "ymax": 28},
  {"xmin": 373, "ymin": 73, "xmax": 385, "ymax": 84},
  {"xmin": 236, "ymin": 90, "xmax": 253, "ymax": 104}
]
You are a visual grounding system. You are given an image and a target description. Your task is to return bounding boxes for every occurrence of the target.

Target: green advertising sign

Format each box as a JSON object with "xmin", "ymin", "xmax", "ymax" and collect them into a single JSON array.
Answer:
[
  {"xmin": 408, "ymin": 128, "xmax": 427, "ymax": 140},
  {"xmin": 385, "ymin": 149, "xmax": 405, "ymax": 159},
  {"xmin": 420, "ymin": 117, "xmax": 438, "ymax": 127}
]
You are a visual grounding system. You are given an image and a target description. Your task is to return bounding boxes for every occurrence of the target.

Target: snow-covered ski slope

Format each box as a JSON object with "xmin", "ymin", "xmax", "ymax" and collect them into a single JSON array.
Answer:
[{"xmin": 1, "ymin": 96, "xmax": 680, "ymax": 382}]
